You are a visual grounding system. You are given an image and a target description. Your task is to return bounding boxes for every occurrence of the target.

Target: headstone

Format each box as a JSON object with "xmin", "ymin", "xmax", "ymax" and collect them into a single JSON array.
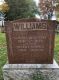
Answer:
[{"xmin": 5, "ymin": 19, "xmax": 56, "ymax": 64}]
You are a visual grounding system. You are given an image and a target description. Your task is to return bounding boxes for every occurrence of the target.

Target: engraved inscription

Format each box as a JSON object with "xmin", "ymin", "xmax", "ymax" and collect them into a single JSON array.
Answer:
[
  {"xmin": 13, "ymin": 22, "xmax": 47, "ymax": 31},
  {"xmin": 13, "ymin": 33, "xmax": 47, "ymax": 52}
]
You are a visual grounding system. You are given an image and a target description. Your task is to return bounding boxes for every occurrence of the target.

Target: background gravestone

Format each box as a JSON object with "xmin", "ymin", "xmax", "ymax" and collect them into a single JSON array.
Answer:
[{"xmin": 5, "ymin": 18, "xmax": 56, "ymax": 64}]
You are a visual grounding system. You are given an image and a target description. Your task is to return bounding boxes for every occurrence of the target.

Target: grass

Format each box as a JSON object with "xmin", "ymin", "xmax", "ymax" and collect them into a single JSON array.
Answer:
[
  {"xmin": 0, "ymin": 33, "xmax": 7, "ymax": 80},
  {"xmin": 0, "ymin": 32, "xmax": 59, "ymax": 80},
  {"xmin": 54, "ymin": 34, "xmax": 59, "ymax": 63}
]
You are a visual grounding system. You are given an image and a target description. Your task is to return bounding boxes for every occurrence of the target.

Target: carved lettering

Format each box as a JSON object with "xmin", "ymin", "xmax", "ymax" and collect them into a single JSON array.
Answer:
[{"xmin": 13, "ymin": 22, "xmax": 47, "ymax": 31}]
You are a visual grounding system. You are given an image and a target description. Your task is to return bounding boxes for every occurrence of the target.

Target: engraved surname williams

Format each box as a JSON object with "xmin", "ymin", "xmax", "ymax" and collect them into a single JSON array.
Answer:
[{"xmin": 13, "ymin": 22, "xmax": 47, "ymax": 31}]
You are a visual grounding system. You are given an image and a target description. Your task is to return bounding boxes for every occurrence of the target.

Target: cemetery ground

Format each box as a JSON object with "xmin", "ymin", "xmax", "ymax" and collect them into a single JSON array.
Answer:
[{"xmin": 0, "ymin": 32, "xmax": 59, "ymax": 80}]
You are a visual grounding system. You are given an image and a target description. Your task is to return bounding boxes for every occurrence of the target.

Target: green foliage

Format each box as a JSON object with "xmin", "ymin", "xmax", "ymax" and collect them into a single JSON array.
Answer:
[
  {"xmin": 57, "ymin": 13, "xmax": 59, "ymax": 18},
  {"xmin": 5, "ymin": 0, "xmax": 38, "ymax": 21},
  {"xmin": 0, "ymin": 33, "xmax": 7, "ymax": 80},
  {"xmin": 54, "ymin": 34, "xmax": 59, "ymax": 63}
]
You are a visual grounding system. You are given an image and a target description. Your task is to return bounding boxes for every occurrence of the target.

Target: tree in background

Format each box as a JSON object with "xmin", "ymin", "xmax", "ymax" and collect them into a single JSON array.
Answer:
[
  {"xmin": 55, "ymin": 0, "xmax": 59, "ymax": 21},
  {"xmin": 39, "ymin": 0, "xmax": 57, "ymax": 19},
  {"xmin": 0, "ymin": 2, "xmax": 9, "ymax": 13},
  {"xmin": 5, "ymin": 0, "xmax": 38, "ymax": 21}
]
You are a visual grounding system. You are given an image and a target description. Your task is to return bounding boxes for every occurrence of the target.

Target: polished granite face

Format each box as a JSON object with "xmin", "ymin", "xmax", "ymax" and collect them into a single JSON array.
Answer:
[
  {"xmin": 3, "ymin": 60, "xmax": 59, "ymax": 80},
  {"xmin": 5, "ymin": 19, "xmax": 56, "ymax": 64}
]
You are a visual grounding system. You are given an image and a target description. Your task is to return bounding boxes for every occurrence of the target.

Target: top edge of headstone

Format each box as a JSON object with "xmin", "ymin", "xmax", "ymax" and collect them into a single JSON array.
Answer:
[{"xmin": 5, "ymin": 18, "xmax": 57, "ymax": 23}]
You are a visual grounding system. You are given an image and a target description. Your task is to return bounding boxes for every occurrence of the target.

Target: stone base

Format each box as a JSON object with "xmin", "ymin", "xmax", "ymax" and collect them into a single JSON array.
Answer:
[{"xmin": 3, "ymin": 60, "xmax": 59, "ymax": 80}]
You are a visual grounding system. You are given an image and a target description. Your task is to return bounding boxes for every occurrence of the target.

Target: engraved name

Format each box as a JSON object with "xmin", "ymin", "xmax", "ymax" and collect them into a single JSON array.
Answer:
[{"xmin": 13, "ymin": 22, "xmax": 47, "ymax": 31}]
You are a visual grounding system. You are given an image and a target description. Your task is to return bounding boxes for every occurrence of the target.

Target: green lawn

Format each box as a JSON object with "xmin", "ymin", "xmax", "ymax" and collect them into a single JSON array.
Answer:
[
  {"xmin": 0, "ymin": 33, "xmax": 7, "ymax": 80},
  {"xmin": 54, "ymin": 34, "xmax": 59, "ymax": 63},
  {"xmin": 0, "ymin": 32, "xmax": 59, "ymax": 80}
]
